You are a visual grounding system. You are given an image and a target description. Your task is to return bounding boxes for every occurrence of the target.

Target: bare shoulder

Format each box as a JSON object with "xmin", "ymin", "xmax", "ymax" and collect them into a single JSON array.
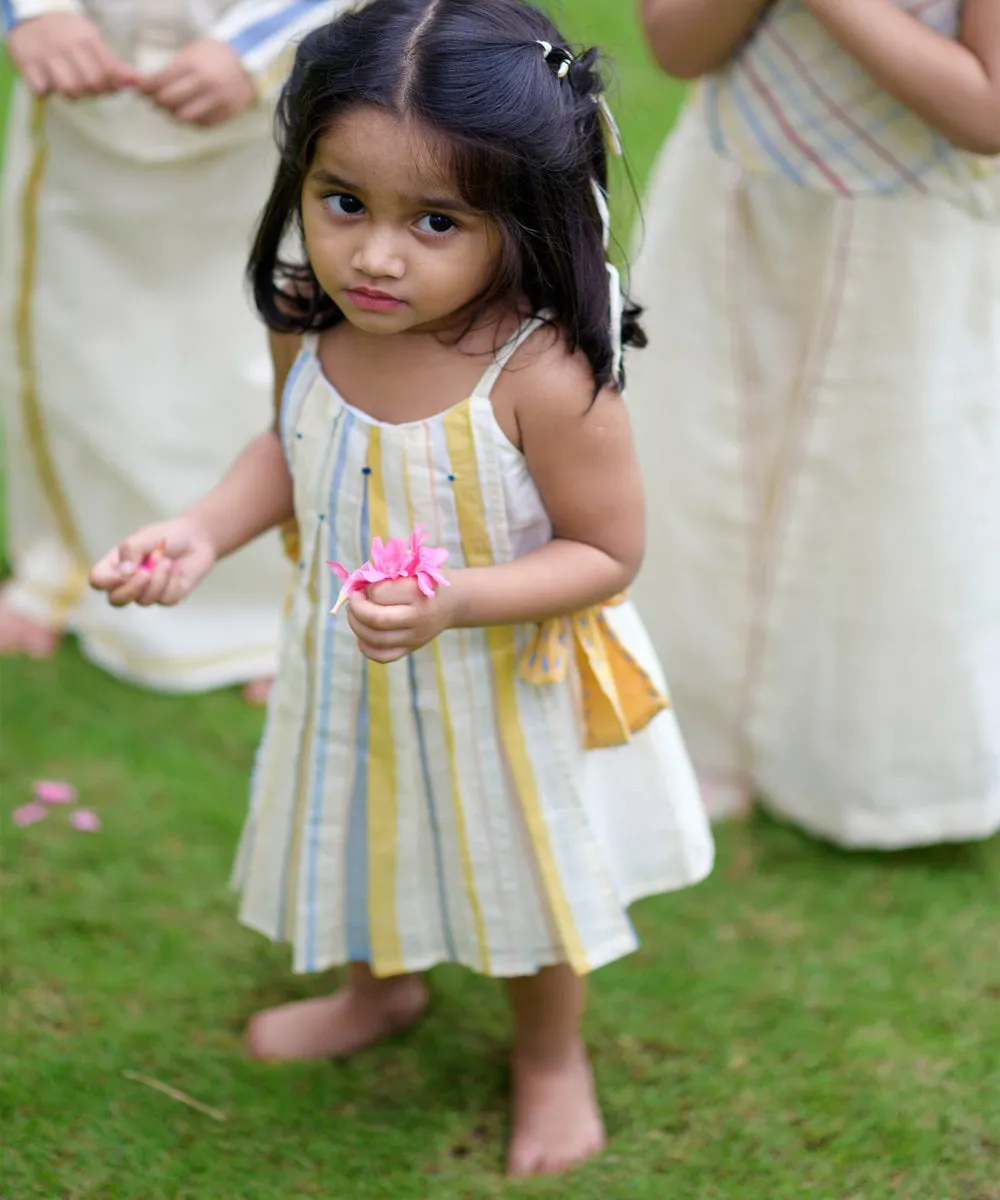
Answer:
[{"xmin": 491, "ymin": 323, "xmax": 623, "ymax": 447}]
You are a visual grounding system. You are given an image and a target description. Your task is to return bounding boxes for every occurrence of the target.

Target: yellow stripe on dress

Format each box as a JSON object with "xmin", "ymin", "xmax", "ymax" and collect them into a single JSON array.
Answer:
[
  {"xmin": 15, "ymin": 98, "xmax": 88, "ymax": 620},
  {"xmin": 400, "ymin": 437, "xmax": 491, "ymax": 973},
  {"xmin": 364, "ymin": 426, "xmax": 404, "ymax": 975},
  {"xmin": 442, "ymin": 403, "xmax": 589, "ymax": 974}
]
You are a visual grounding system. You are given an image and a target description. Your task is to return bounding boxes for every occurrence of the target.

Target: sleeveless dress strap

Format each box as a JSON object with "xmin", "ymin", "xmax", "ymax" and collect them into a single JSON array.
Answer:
[{"xmin": 473, "ymin": 317, "xmax": 548, "ymax": 398}]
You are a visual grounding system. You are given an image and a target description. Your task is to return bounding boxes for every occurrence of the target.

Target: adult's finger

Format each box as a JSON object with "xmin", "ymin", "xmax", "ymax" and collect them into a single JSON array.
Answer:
[
  {"xmin": 46, "ymin": 53, "xmax": 87, "ymax": 98},
  {"xmin": 174, "ymin": 93, "xmax": 225, "ymax": 126},
  {"xmin": 19, "ymin": 60, "xmax": 52, "ymax": 96},
  {"xmin": 139, "ymin": 57, "xmax": 184, "ymax": 93},
  {"xmin": 146, "ymin": 69, "xmax": 201, "ymax": 109},
  {"xmin": 68, "ymin": 44, "xmax": 106, "ymax": 94}
]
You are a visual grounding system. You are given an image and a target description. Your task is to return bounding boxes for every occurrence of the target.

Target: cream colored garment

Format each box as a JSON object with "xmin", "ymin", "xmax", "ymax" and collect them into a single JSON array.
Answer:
[
  {"xmin": 628, "ymin": 102, "xmax": 1000, "ymax": 849},
  {"xmin": 0, "ymin": 0, "xmax": 349, "ymax": 690}
]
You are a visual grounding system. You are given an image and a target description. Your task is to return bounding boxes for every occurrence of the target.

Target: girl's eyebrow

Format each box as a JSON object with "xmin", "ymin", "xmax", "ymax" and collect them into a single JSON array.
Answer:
[{"xmin": 309, "ymin": 168, "xmax": 479, "ymax": 216}]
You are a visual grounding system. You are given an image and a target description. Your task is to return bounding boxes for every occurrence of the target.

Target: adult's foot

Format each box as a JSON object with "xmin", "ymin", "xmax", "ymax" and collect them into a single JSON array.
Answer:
[
  {"xmin": 0, "ymin": 600, "xmax": 61, "ymax": 659},
  {"xmin": 242, "ymin": 678, "xmax": 274, "ymax": 706}
]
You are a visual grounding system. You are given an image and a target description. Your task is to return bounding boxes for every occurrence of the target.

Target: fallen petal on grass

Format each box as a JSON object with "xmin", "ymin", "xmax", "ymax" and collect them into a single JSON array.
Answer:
[
  {"xmin": 34, "ymin": 780, "xmax": 77, "ymax": 805},
  {"xmin": 13, "ymin": 802, "xmax": 49, "ymax": 827},
  {"xmin": 70, "ymin": 809, "xmax": 101, "ymax": 832}
]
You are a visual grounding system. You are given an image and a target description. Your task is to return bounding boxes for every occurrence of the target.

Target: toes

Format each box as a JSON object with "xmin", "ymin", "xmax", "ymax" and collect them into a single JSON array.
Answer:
[
  {"xmin": 507, "ymin": 1136, "xmax": 604, "ymax": 1178},
  {"xmin": 506, "ymin": 1140, "xmax": 545, "ymax": 1177}
]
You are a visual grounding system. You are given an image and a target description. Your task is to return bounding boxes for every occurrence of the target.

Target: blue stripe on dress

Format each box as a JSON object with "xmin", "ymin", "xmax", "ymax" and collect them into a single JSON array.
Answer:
[
  {"xmin": 343, "ymin": 453, "xmax": 371, "ymax": 963},
  {"xmin": 727, "ymin": 73, "xmax": 807, "ymax": 186},
  {"xmin": 0, "ymin": 0, "xmax": 17, "ymax": 34},
  {"xmin": 407, "ymin": 655, "xmax": 458, "ymax": 961},
  {"xmin": 301, "ymin": 409, "xmax": 354, "ymax": 971},
  {"xmin": 279, "ymin": 348, "xmax": 313, "ymax": 464},
  {"xmin": 228, "ymin": 0, "xmax": 327, "ymax": 56}
]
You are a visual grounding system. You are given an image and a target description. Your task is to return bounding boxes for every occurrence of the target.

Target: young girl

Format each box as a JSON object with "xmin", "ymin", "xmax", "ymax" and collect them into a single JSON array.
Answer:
[
  {"xmin": 90, "ymin": 0, "xmax": 714, "ymax": 1176},
  {"xmin": 0, "ymin": 0, "xmax": 347, "ymax": 697},
  {"xmin": 628, "ymin": 0, "xmax": 1000, "ymax": 846}
]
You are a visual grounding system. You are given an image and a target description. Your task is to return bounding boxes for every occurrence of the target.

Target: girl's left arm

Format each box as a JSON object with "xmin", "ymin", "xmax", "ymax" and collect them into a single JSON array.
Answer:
[
  {"xmin": 448, "ymin": 353, "xmax": 646, "ymax": 630},
  {"xmin": 803, "ymin": 0, "xmax": 1000, "ymax": 155}
]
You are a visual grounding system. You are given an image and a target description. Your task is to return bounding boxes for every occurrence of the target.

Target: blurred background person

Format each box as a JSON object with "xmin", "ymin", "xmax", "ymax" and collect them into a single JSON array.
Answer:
[
  {"xmin": 628, "ymin": 0, "xmax": 1000, "ymax": 847},
  {"xmin": 0, "ymin": 0, "xmax": 350, "ymax": 701}
]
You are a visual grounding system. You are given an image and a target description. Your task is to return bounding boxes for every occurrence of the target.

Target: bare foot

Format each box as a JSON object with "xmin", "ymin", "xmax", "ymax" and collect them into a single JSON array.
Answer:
[
  {"xmin": 507, "ymin": 1038, "xmax": 605, "ymax": 1177},
  {"xmin": 242, "ymin": 678, "xmax": 273, "ymax": 706},
  {"xmin": 0, "ymin": 601, "xmax": 61, "ymax": 659},
  {"xmin": 245, "ymin": 974, "xmax": 428, "ymax": 1061}
]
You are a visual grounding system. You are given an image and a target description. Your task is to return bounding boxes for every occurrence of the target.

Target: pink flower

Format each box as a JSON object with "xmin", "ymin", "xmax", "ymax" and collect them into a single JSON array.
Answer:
[
  {"xmin": 70, "ymin": 809, "xmax": 101, "ymax": 833},
  {"xmin": 328, "ymin": 526, "xmax": 450, "ymax": 615},
  {"xmin": 34, "ymin": 780, "xmax": 77, "ymax": 805}
]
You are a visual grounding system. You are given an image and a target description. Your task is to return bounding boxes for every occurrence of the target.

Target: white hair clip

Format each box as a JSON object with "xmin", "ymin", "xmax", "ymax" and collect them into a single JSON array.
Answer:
[{"xmin": 536, "ymin": 39, "xmax": 572, "ymax": 79}]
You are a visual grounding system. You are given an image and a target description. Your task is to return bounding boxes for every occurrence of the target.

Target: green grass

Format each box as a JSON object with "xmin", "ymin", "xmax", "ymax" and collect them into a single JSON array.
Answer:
[{"xmin": 2, "ymin": 11, "xmax": 999, "ymax": 1200}]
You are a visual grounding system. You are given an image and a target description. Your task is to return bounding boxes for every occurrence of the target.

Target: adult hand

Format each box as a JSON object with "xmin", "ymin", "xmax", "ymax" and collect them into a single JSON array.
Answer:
[
  {"xmin": 141, "ymin": 38, "xmax": 255, "ymax": 127},
  {"xmin": 7, "ymin": 12, "xmax": 138, "ymax": 98}
]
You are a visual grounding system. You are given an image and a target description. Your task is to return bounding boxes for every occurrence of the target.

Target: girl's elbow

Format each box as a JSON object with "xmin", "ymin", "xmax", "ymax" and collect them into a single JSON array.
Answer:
[{"xmin": 646, "ymin": 40, "xmax": 729, "ymax": 80}]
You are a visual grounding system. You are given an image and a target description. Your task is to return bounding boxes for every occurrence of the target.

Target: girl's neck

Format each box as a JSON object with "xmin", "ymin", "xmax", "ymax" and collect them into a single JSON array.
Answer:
[{"xmin": 316, "ymin": 302, "xmax": 534, "ymax": 427}]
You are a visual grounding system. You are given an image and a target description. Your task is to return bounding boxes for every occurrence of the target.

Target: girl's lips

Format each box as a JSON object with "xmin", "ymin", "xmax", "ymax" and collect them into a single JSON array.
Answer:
[{"xmin": 345, "ymin": 288, "xmax": 405, "ymax": 312}]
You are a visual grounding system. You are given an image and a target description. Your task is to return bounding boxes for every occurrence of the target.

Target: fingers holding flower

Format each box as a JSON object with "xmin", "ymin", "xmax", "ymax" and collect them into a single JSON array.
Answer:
[{"xmin": 347, "ymin": 577, "xmax": 456, "ymax": 663}]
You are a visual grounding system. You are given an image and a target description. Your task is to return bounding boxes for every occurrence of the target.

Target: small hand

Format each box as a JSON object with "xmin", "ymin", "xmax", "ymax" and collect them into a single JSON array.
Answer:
[
  {"xmin": 7, "ymin": 13, "xmax": 139, "ymax": 99},
  {"xmin": 89, "ymin": 517, "xmax": 217, "ymax": 608},
  {"xmin": 140, "ymin": 38, "xmax": 255, "ymax": 127},
  {"xmin": 346, "ymin": 577, "xmax": 457, "ymax": 664}
]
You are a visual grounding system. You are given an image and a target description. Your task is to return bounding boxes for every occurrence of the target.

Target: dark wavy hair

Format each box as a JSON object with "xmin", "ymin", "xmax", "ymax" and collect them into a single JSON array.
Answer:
[{"xmin": 248, "ymin": 0, "xmax": 645, "ymax": 391}]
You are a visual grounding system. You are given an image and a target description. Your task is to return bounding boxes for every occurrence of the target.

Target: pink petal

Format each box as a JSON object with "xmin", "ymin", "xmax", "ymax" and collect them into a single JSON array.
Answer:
[
  {"xmin": 418, "ymin": 546, "xmax": 449, "ymax": 571},
  {"xmin": 358, "ymin": 562, "xmax": 389, "ymax": 584},
  {"xmin": 326, "ymin": 561, "xmax": 350, "ymax": 582},
  {"xmin": 13, "ymin": 802, "xmax": 48, "ymax": 827},
  {"xmin": 70, "ymin": 809, "xmax": 101, "ymax": 832},
  {"xmin": 34, "ymin": 780, "xmax": 78, "ymax": 805},
  {"xmin": 415, "ymin": 567, "xmax": 450, "ymax": 598}
]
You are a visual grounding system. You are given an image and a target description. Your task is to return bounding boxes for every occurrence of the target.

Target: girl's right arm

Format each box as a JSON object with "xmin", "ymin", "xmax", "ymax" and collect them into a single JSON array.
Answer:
[
  {"xmin": 90, "ymin": 330, "xmax": 300, "ymax": 608},
  {"xmin": 638, "ymin": 0, "xmax": 771, "ymax": 79}
]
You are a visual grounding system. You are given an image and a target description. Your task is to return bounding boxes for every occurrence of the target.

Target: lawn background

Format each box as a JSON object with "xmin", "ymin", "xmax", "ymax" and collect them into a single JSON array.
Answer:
[{"xmin": 1, "ymin": 9, "xmax": 999, "ymax": 1200}]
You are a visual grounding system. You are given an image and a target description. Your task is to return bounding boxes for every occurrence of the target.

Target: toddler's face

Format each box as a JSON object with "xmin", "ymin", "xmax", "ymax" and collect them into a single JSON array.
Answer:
[{"xmin": 301, "ymin": 105, "xmax": 502, "ymax": 335}]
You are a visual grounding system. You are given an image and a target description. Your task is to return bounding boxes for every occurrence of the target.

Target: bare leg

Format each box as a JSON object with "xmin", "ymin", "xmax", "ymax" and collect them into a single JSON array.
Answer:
[
  {"xmin": 245, "ymin": 962, "xmax": 428, "ymax": 1061},
  {"xmin": 0, "ymin": 593, "xmax": 61, "ymax": 659},
  {"xmin": 505, "ymin": 965, "xmax": 605, "ymax": 1177}
]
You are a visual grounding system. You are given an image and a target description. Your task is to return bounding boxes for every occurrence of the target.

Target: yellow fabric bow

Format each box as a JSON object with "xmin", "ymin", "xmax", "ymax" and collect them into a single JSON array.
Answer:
[{"xmin": 518, "ymin": 594, "xmax": 669, "ymax": 750}]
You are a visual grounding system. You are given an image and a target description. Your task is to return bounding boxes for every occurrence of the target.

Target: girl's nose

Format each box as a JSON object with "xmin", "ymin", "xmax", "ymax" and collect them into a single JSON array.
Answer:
[{"xmin": 352, "ymin": 226, "xmax": 405, "ymax": 280}]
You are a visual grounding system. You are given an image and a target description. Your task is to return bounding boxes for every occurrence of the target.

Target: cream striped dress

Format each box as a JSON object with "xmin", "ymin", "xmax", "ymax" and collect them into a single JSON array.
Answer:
[
  {"xmin": 233, "ymin": 322, "xmax": 715, "ymax": 978},
  {"xmin": 629, "ymin": 0, "xmax": 1000, "ymax": 847}
]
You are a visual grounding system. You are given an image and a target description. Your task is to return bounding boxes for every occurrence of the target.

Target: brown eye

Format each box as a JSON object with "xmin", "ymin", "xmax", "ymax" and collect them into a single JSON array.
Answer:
[
  {"xmin": 326, "ymin": 193, "xmax": 364, "ymax": 215},
  {"xmin": 417, "ymin": 213, "xmax": 456, "ymax": 234}
]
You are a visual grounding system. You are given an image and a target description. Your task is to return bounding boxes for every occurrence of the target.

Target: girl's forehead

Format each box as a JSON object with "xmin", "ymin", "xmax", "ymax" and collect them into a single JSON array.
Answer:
[{"xmin": 312, "ymin": 106, "xmax": 460, "ymax": 202}]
